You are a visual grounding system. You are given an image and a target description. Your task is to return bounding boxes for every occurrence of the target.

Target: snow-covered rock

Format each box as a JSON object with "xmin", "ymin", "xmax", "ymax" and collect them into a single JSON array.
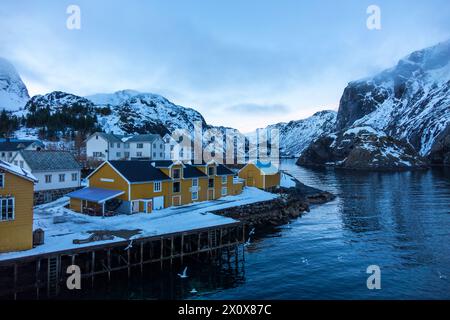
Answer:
[
  {"xmin": 298, "ymin": 39, "xmax": 450, "ymax": 168},
  {"xmin": 297, "ymin": 126, "xmax": 428, "ymax": 170},
  {"xmin": 336, "ymin": 39, "xmax": 450, "ymax": 165},
  {"xmin": 0, "ymin": 57, "xmax": 29, "ymax": 111},
  {"xmin": 261, "ymin": 110, "xmax": 337, "ymax": 157},
  {"xmin": 95, "ymin": 92, "xmax": 207, "ymax": 135}
]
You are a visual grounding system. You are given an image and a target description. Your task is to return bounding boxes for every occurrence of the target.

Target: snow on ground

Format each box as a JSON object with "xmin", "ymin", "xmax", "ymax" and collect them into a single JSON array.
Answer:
[{"xmin": 0, "ymin": 187, "xmax": 278, "ymax": 262}]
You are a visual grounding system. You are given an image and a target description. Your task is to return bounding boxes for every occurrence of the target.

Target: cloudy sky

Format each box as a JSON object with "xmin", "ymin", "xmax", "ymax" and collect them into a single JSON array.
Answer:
[{"xmin": 1, "ymin": 0, "xmax": 449, "ymax": 132}]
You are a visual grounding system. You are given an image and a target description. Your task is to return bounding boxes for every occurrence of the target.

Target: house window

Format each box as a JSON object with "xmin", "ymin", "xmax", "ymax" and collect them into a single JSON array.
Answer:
[
  {"xmin": 96, "ymin": 135, "xmax": 99, "ymax": 140},
  {"xmin": 116, "ymin": 152, "xmax": 121, "ymax": 158},
  {"xmin": 170, "ymin": 145, "xmax": 174, "ymax": 151},
  {"xmin": 154, "ymin": 181, "xmax": 162, "ymax": 192},
  {"xmin": 221, "ymin": 187, "xmax": 227, "ymax": 196},
  {"xmin": 13, "ymin": 161, "xmax": 18, "ymax": 166},
  {"xmin": 0, "ymin": 197, "xmax": 15, "ymax": 221},
  {"xmin": 124, "ymin": 143, "xmax": 130, "ymax": 149},
  {"xmin": 19, "ymin": 161, "xmax": 24, "ymax": 168},
  {"xmin": 93, "ymin": 152, "xmax": 103, "ymax": 157},
  {"xmin": 1, "ymin": 152, "xmax": 5, "ymax": 157},
  {"xmin": 208, "ymin": 166, "xmax": 215, "ymax": 176},
  {"xmin": 110, "ymin": 142, "xmax": 114, "ymax": 147},
  {"xmin": 137, "ymin": 143, "xmax": 144, "ymax": 149},
  {"xmin": 117, "ymin": 143, "xmax": 121, "ymax": 148},
  {"xmin": 192, "ymin": 191, "xmax": 198, "ymax": 200},
  {"xmin": 59, "ymin": 174, "xmax": 65, "ymax": 182},
  {"xmin": 173, "ymin": 181, "xmax": 180, "ymax": 193},
  {"xmin": 192, "ymin": 178, "xmax": 198, "ymax": 187},
  {"xmin": 208, "ymin": 178, "xmax": 214, "ymax": 188},
  {"xmin": 0, "ymin": 173, "xmax": 4, "ymax": 188},
  {"xmin": 160, "ymin": 144, "xmax": 163, "ymax": 148},
  {"xmin": 136, "ymin": 152, "xmax": 142, "ymax": 157},
  {"xmin": 222, "ymin": 176, "xmax": 227, "ymax": 184},
  {"xmin": 45, "ymin": 175, "xmax": 52, "ymax": 183},
  {"xmin": 72, "ymin": 173, "xmax": 78, "ymax": 181},
  {"xmin": 124, "ymin": 152, "xmax": 130, "ymax": 158},
  {"xmin": 8, "ymin": 152, "xmax": 12, "ymax": 158},
  {"xmin": 153, "ymin": 152, "xmax": 156, "ymax": 157},
  {"xmin": 153, "ymin": 143, "xmax": 156, "ymax": 148},
  {"xmin": 160, "ymin": 152, "xmax": 163, "ymax": 157},
  {"xmin": 172, "ymin": 168, "xmax": 181, "ymax": 179}
]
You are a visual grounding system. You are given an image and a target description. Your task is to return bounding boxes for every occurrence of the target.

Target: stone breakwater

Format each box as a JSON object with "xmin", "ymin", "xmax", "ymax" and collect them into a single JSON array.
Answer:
[{"xmin": 212, "ymin": 180, "xmax": 335, "ymax": 228}]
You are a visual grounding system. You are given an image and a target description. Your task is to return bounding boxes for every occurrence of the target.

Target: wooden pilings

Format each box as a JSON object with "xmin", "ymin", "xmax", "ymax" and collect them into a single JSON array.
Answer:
[{"xmin": 0, "ymin": 222, "xmax": 245, "ymax": 299}]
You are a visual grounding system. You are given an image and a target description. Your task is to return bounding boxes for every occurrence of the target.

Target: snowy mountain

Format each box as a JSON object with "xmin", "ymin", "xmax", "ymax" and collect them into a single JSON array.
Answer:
[
  {"xmin": 14, "ymin": 90, "xmax": 208, "ymax": 137},
  {"xmin": 0, "ymin": 57, "xmax": 29, "ymax": 111},
  {"xmin": 92, "ymin": 91, "xmax": 208, "ymax": 135},
  {"xmin": 298, "ymin": 39, "xmax": 450, "ymax": 168},
  {"xmin": 264, "ymin": 110, "xmax": 337, "ymax": 157},
  {"xmin": 86, "ymin": 90, "xmax": 141, "ymax": 106}
]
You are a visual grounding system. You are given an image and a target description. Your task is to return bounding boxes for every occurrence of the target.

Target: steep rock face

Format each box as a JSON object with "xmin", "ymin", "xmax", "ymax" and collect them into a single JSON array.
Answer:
[
  {"xmin": 0, "ymin": 57, "xmax": 30, "ymax": 111},
  {"xmin": 335, "ymin": 40, "xmax": 450, "ymax": 165},
  {"xmin": 297, "ymin": 127, "xmax": 428, "ymax": 170},
  {"xmin": 263, "ymin": 110, "xmax": 337, "ymax": 157}
]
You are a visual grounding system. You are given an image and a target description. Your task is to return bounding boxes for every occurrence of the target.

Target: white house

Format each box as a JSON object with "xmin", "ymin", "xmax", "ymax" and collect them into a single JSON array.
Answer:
[
  {"xmin": 125, "ymin": 134, "xmax": 166, "ymax": 160},
  {"xmin": 162, "ymin": 133, "xmax": 192, "ymax": 161},
  {"xmin": 86, "ymin": 132, "xmax": 127, "ymax": 161},
  {"xmin": 11, "ymin": 150, "xmax": 82, "ymax": 204},
  {"xmin": 0, "ymin": 139, "xmax": 44, "ymax": 163}
]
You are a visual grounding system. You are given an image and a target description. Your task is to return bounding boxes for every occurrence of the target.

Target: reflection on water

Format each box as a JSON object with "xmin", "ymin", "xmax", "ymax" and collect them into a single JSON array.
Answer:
[{"xmin": 205, "ymin": 160, "xmax": 450, "ymax": 299}]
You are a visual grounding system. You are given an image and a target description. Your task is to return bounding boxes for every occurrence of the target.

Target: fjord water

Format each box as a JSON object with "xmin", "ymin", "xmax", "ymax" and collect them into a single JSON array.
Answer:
[
  {"xmin": 204, "ymin": 159, "xmax": 450, "ymax": 299},
  {"xmin": 47, "ymin": 159, "xmax": 450, "ymax": 300}
]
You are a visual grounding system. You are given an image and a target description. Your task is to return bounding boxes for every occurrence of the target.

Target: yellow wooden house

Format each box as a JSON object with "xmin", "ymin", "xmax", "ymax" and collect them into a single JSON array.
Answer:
[
  {"xmin": 238, "ymin": 160, "xmax": 280, "ymax": 190},
  {"xmin": 68, "ymin": 160, "xmax": 242, "ymax": 216},
  {"xmin": 0, "ymin": 160, "xmax": 37, "ymax": 253}
]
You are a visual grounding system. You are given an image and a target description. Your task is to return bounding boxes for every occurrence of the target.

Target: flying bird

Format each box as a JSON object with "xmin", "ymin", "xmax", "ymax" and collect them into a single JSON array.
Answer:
[{"xmin": 178, "ymin": 267, "xmax": 188, "ymax": 278}]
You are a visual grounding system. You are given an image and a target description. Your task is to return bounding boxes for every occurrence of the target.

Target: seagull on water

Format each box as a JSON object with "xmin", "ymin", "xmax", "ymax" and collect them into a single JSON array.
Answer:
[
  {"xmin": 178, "ymin": 267, "xmax": 188, "ymax": 278},
  {"xmin": 244, "ymin": 237, "xmax": 251, "ymax": 247},
  {"xmin": 190, "ymin": 288, "xmax": 198, "ymax": 294}
]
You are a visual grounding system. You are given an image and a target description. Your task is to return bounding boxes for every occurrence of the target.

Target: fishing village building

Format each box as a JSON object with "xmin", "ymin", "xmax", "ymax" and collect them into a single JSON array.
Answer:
[
  {"xmin": 11, "ymin": 150, "xmax": 82, "ymax": 205},
  {"xmin": 0, "ymin": 139, "xmax": 44, "ymax": 163},
  {"xmin": 0, "ymin": 161, "xmax": 37, "ymax": 253},
  {"xmin": 238, "ymin": 160, "xmax": 281, "ymax": 190},
  {"xmin": 67, "ymin": 160, "xmax": 243, "ymax": 217}
]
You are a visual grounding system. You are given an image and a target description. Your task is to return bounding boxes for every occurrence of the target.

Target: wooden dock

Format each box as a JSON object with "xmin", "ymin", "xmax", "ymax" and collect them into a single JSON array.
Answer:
[{"xmin": 0, "ymin": 222, "xmax": 245, "ymax": 299}]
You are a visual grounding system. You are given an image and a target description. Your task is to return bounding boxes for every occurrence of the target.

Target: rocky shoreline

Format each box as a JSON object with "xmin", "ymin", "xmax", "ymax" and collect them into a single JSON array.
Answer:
[{"xmin": 212, "ymin": 177, "xmax": 335, "ymax": 228}]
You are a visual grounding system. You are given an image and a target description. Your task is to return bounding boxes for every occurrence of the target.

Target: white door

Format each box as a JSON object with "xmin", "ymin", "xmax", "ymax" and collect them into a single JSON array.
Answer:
[{"xmin": 153, "ymin": 196, "xmax": 164, "ymax": 210}]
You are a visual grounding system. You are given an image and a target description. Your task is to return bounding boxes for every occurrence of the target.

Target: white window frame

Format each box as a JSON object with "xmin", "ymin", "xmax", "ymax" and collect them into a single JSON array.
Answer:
[
  {"xmin": 0, "ymin": 197, "xmax": 15, "ymax": 222},
  {"xmin": 192, "ymin": 191, "xmax": 198, "ymax": 201},
  {"xmin": 154, "ymin": 181, "xmax": 162, "ymax": 192},
  {"xmin": 221, "ymin": 187, "xmax": 227, "ymax": 196},
  {"xmin": 59, "ymin": 174, "xmax": 65, "ymax": 182},
  {"xmin": 136, "ymin": 152, "xmax": 143, "ymax": 157},
  {"xmin": 137, "ymin": 143, "xmax": 144, "ymax": 149},
  {"xmin": 0, "ymin": 173, "xmax": 4, "ymax": 188},
  {"xmin": 222, "ymin": 176, "xmax": 227, "ymax": 184},
  {"xmin": 45, "ymin": 174, "xmax": 52, "ymax": 183},
  {"xmin": 192, "ymin": 178, "xmax": 198, "ymax": 187},
  {"xmin": 72, "ymin": 173, "xmax": 78, "ymax": 181}
]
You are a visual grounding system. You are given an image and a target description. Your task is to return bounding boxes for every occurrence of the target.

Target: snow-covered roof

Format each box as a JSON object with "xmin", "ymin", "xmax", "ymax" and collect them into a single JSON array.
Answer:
[
  {"xmin": 249, "ymin": 160, "xmax": 279, "ymax": 175},
  {"xmin": 0, "ymin": 160, "xmax": 37, "ymax": 182},
  {"xmin": 67, "ymin": 187, "xmax": 124, "ymax": 203}
]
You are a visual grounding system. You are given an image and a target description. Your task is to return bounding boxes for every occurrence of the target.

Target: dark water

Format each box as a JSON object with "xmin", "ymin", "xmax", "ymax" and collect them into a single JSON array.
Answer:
[
  {"xmin": 204, "ymin": 160, "xmax": 450, "ymax": 299},
  {"xmin": 11, "ymin": 160, "xmax": 450, "ymax": 300}
]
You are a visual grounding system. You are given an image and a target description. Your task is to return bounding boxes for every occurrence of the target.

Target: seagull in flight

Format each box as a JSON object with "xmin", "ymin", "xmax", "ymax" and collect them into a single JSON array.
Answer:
[{"xmin": 178, "ymin": 266, "xmax": 188, "ymax": 278}]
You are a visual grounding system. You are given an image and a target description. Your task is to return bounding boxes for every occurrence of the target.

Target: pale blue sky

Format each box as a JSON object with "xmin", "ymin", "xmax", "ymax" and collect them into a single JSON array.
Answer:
[{"xmin": 1, "ymin": 0, "xmax": 449, "ymax": 131}]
